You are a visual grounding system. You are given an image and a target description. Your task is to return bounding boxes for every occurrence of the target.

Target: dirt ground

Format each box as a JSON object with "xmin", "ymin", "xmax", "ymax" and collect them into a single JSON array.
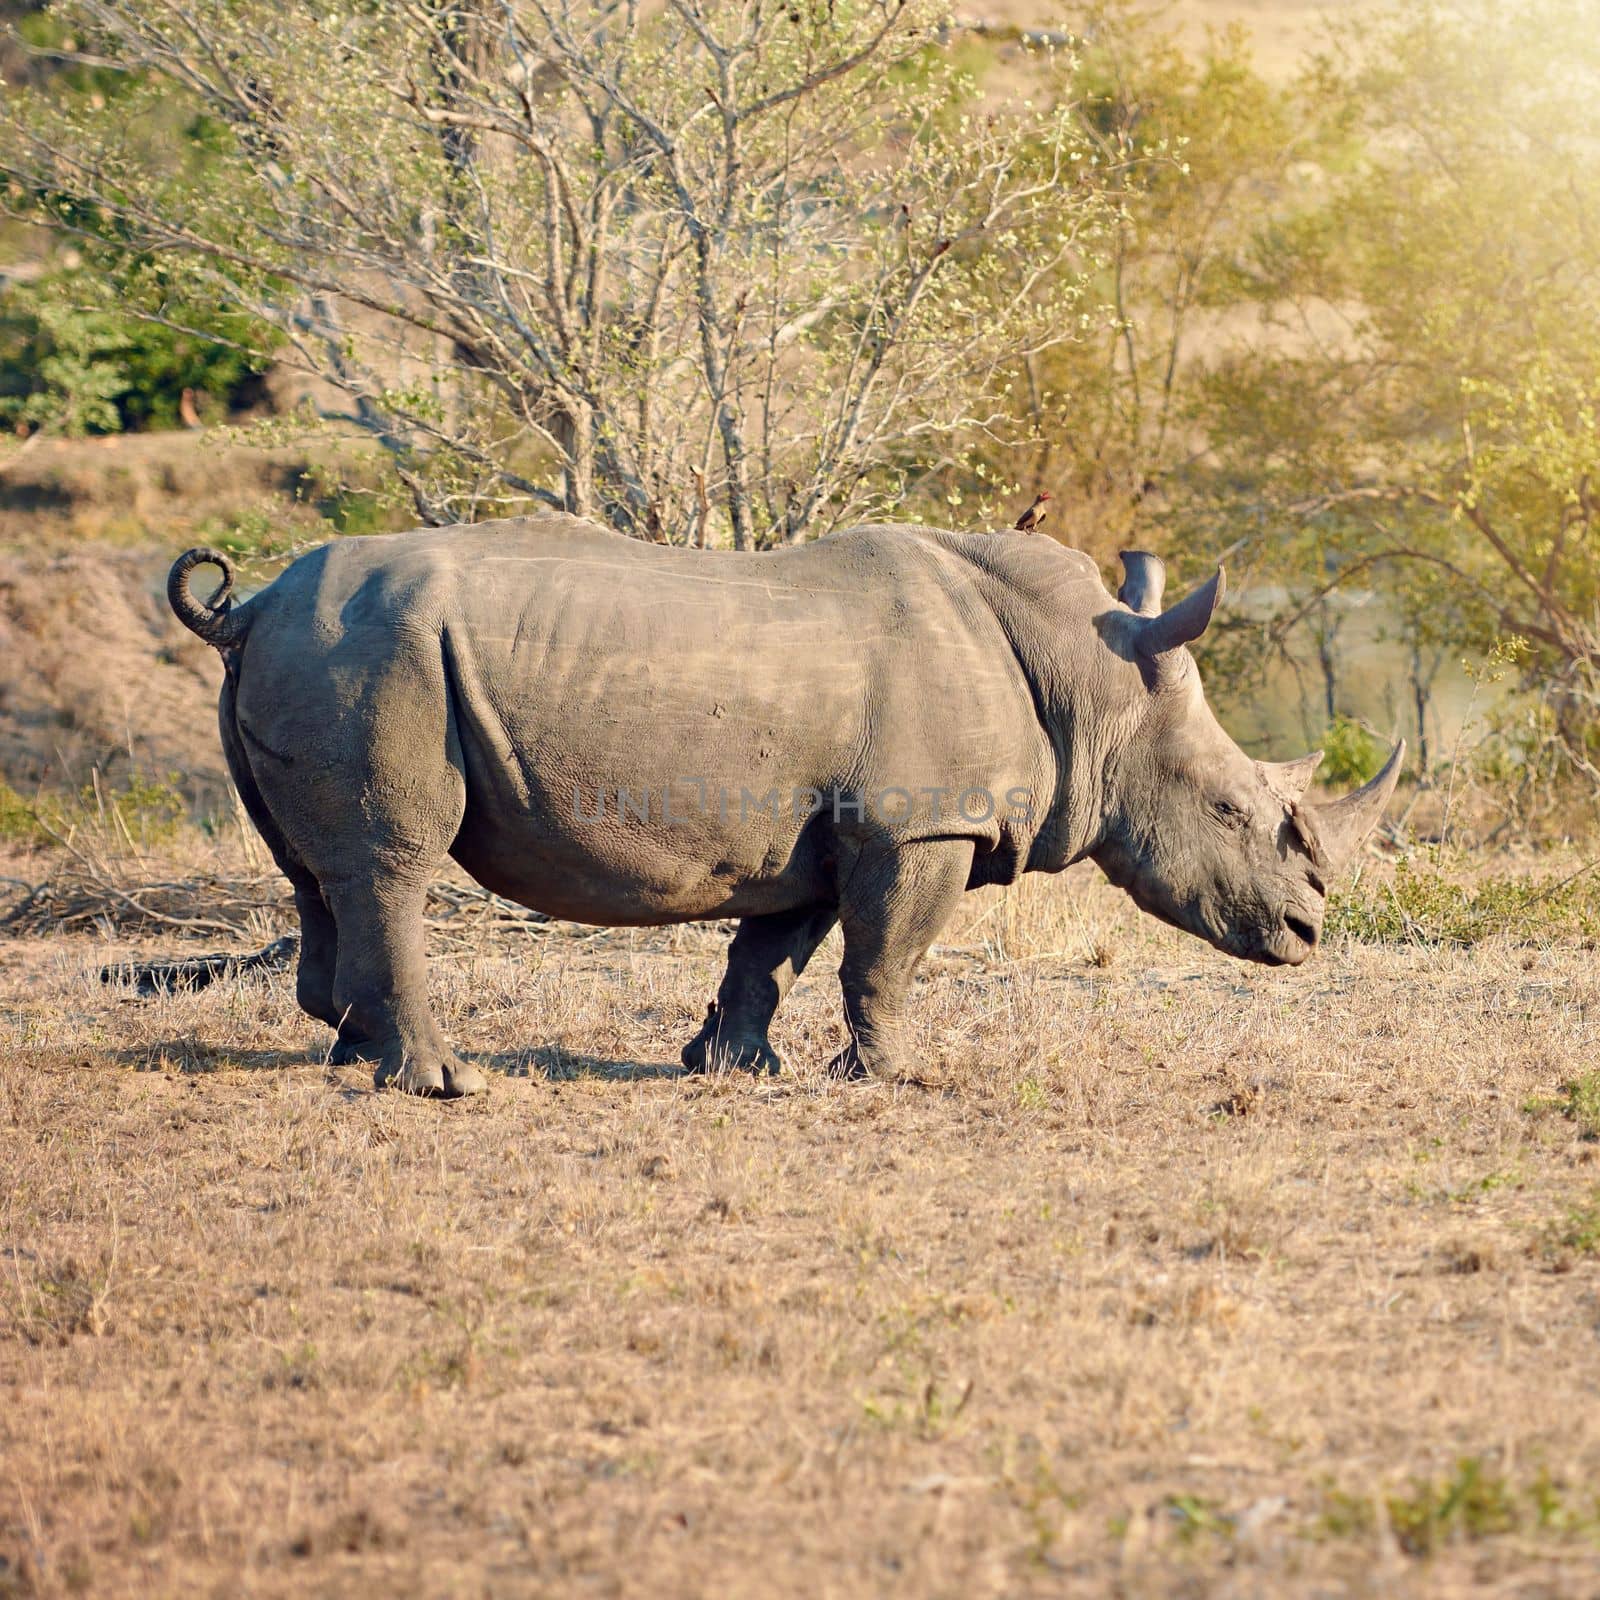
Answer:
[{"xmin": 4, "ymin": 855, "xmax": 1600, "ymax": 1598}]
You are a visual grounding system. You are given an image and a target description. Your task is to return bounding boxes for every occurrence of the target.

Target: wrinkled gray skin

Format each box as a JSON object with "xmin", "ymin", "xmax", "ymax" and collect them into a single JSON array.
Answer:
[{"xmin": 168, "ymin": 517, "xmax": 1403, "ymax": 1097}]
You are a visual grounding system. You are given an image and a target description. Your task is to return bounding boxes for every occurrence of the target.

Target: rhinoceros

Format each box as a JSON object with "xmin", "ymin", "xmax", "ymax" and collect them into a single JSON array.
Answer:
[{"xmin": 167, "ymin": 517, "xmax": 1401, "ymax": 1096}]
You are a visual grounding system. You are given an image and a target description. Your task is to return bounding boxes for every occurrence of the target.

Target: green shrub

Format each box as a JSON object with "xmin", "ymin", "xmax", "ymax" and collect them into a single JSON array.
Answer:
[
  {"xmin": 1383, "ymin": 1460, "xmax": 1519, "ymax": 1555},
  {"xmin": 0, "ymin": 772, "xmax": 185, "ymax": 851},
  {"xmin": 0, "ymin": 297, "xmax": 129, "ymax": 436},
  {"xmin": 322, "ymin": 487, "xmax": 404, "ymax": 538},
  {"xmin": 91, "ymin": 773, "xmax": 186, "ymax": 847},
  {"xmin": 0, "ymin": 780, "xmax": 52, "ymax": 847},
  {"xmin": 1543, "ymin": 1190, "xmax": 1600, "ymax": 1264},
  {"xmin": 1317, "ymin": 1459, "xmax": 1589, "ymax": 1554},
  {"xmin": 1557, "ymin": 1073, "xmax": 1600, "ymax": 1141},
  {"xmin": 1327, "ymin": 857, "xmax": 1600, "ymax": 947},
  {"xmin": 1319, "ymin": 715, "xmax": 1387, "ymax": 789},
  {"xmin": 201, "ymin": 508, "xmax": 301, "ymax": 564},
  {"xmin": 0, "ymin": 272, "xmax": 267, "ymax": 437}
]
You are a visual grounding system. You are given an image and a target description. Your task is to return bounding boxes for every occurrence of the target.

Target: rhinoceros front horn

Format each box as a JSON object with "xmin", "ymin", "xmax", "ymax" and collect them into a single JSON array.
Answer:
[{"xmin": 1307, "ymin": 740, "xmax": 1407, "ymax": 871}]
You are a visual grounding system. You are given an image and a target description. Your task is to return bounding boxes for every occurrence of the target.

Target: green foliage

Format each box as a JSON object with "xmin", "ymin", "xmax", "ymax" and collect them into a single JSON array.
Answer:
[
  {"xmin": 1541, "ymin": 1190, "xmax": 1600, "ymax": 1266},
  {"xmin": 198, "ymin": 508, "xmax": 300, "ymax": 564},
  {"xmin": 1382, "ymin": 1460, "xmax": 1519, "ymax": 1554},
  {"xmin": 1186, "ymin": 0, "xmax": 1600, "ymax": 788},
  {"xmin": 0, "ymin": 772, "xmax": 185, "ymax": 850},
  {"xmin": 1319, "ymin": 1460, "xmax": 1540, "ymax": 1555},
  {"xmin": 0, "ymin": 271, "xmax": 266, "ymax": 436},
  {"xmin": 319, "ymin": 487, "xmax": 405, "ymax": 539},
  {"xmin": 985, "ymin": 8, "xmax": 1311, "ymax": 558},
  {"xmin": 105, "ymin": 775, "xmax": 186, "ymax": 844},
  {"xmin": 1556, "ymin": 1074, "xmax": 1600, "ymax": 1142},
  {"xmin": 1164, "ymin": 1494, "xmax": 1233, "ymax": 1544},
  {"xmin": 1318, "ymin": 716, "xmax": 1385, "ymax": 788},
  {"xmin": 0, "ymin": 13, "xmax": 278, "ymax": 439},
  {"xmin": 0, "ymin": 295, "xmax": 128, "ymax": 435},
  {"xmin": 1326, "ymin": 857, "xmax": 1600, "ymax": 947},
  {"xmin": 0, "ymin": 779, "xmax": 53, "ymax": 847}
]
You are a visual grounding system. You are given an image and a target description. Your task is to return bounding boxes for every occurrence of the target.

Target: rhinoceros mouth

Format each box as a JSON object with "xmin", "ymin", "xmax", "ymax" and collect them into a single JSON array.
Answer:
[{"xmin": 1214, "ymin": 909, "xmax": 1320, "ymax": 966}]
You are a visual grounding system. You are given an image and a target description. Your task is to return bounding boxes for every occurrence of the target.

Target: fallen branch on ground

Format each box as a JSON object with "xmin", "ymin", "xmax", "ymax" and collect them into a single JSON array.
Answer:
[
  {"xmin": 2, "ymin": 863, "xmax": 552, "ymax": 950},
  {"xmin": 100, "ymin": 934, "xmax": 301, "ymax": 995}
]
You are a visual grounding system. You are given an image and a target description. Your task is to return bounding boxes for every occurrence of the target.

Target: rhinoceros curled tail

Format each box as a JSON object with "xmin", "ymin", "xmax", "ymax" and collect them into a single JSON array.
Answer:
[{"xmin": 169, "ymin": 546, "xmax": 247, "ymax": 650}]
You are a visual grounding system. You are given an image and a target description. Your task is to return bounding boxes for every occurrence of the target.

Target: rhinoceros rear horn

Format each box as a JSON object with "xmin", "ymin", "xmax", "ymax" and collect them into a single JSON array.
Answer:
[
  {"xmin": 1118, "ymin": 550, "xmax": 1167, "ymax": 617},
  {"xmin": 1137, "ymin": 566, "xmax": 1225, "ymax": 659},
  {"xmin": 1307, "ymin": 740, "xmax": 1407, "ymax": 871},
  {"xmin": 1262, "ymin": 749, "xmax": 1324, "ymax": 805}
]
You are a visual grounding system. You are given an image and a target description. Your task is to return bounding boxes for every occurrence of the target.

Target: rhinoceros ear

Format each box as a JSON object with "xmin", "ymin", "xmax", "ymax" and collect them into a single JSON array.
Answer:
[
  {"xmin": 1138, "ymin": 567, "xmax": 1225, "ymax": 659},
  {"xmin": 1118, "ymin": 551, "xmax": 1166, "ymax": 617}
]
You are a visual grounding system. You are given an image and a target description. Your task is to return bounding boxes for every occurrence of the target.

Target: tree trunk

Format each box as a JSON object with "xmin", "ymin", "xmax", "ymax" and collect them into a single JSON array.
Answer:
[
  {"xmin": 1315, "ymin": 600, "xmax": 1339, "ymax": 724},
  {"xmin": 552, "ymin": 402, "xmax": 595, "ymax": 518},
  {"xmin": 1410, "ymin": 641, "xmax": 1432, "ymax": 773}
]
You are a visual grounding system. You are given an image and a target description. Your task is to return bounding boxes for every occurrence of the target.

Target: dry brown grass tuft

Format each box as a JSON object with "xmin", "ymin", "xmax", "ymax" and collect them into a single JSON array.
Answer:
[{"xmin": 4, "ymin": 849, "xmax": 1600, "ymax": 1596}]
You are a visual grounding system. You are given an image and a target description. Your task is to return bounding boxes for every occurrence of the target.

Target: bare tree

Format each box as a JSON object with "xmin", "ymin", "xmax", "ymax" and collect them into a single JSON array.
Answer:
[{"xmin": 1, "ymin": 0, "xmax": 1118, "ymax": 543}]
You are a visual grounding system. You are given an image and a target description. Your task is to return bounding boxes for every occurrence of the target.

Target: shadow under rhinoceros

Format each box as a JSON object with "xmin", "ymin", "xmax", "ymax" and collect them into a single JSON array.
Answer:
[
  {"xmin": 113, "ymin": 1042, "xmax": 317, "ymax": 1076},
  {"xmin": 111, "ymin": 1028, "xmax": 684, "ymax": 1085},
  {"xmin": 114, "ymin": 1039, "xmax": 681, "ymax": 1086},
  {"xmin": 486, "ymin": 1047, "xmax": 682, "ymax": 1083}
]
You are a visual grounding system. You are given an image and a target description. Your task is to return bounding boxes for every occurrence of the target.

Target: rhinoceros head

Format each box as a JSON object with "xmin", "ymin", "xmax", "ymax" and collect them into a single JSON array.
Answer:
[{"xmin": 1090, "ymin": 552, "xmax": 1404, "ymax": 966}]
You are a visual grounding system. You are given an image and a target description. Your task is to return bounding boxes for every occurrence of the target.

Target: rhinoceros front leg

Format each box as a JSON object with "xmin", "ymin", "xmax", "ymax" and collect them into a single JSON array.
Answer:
[
  {"xmin": 828, "ymin": 839, "xmax": 974, "ymax": 1081},
  {"xmin": 682, "ymin": 905, "xmax": 838, "ymax": 1075}
]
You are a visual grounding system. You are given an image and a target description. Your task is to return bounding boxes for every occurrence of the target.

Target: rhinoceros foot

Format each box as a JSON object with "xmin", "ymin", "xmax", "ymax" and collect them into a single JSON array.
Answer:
[
  {"xmin": 824, "ymin": 1040, "xmax": 903, "ymax": 1083},
  {"xmin": 679, "ymin": 1034, "xmax": 781, "ymax": 1076},
  {"xmin": 327, "ymin": 1032, "xmax": 375, "ymax": 1067},
  {"xmin": 329, "ymin": 1034, "xmax": 487, "ymax": 1097},
  {"xmin": 372, "ymin": 1053, "xmax": 489, "ymax": 1099},
  {"xmin": 680, "ymin": 1004, "xmax": 781, "ymax": 1076}
]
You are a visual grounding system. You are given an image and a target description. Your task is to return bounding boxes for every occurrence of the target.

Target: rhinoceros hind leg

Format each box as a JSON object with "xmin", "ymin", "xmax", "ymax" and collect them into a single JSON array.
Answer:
[
  {"xmin": 288, "ymin": 880, "xmax": 341, "ymax": 1029},
  {"xmin": 220, "ymin": 673, "xmax": 348, "ymax": 1045},
  {"xmin": 318, "ymin": 875, "xmax": 481, "ymax": 1098},
  {"xmin": 238, "ymin": 626, "xmax": 480, "ymax": 1097},
  {"xmin": 826, "ymin": 841, "xmax": 972, "ymax": 1082},
  {"xmin": 681, "ymin": 904, "xmax": 837, "ymax": 1074},
  {"xmin": 290, "ymin": 870, "xmax": 386, "ymax": 1069}
]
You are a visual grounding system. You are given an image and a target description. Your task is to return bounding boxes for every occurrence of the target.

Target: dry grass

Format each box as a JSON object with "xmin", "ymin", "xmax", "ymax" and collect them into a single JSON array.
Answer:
[
  {"xmin": 0, "ymin": 429, "xmax": 389, "ymax": 552},
  {"xmin": 4, "ymin": 845, "xmax": 1600, "ymax": 1597}
]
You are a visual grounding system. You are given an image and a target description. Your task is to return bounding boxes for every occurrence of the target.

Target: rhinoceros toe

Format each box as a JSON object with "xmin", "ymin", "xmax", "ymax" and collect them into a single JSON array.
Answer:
[
  {"xmin": 373, "ymin": 1055, "xmax": 447, "ymax": 1097},
  {"xmin": 372, "ymin": 1055, "xmax": 489, "ymax": 1098},
  {"xmin": 824, "ymin": 1041, "xmax": 904, "ymax": 1083},
  {"xmin": 442, "ymin": 1060, "xmax": 489, "ymax": 1097}
]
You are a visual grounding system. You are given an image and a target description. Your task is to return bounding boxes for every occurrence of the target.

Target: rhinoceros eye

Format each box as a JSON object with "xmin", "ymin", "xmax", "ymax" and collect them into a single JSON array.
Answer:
[{"xmin": 1211, "ymin": 798, "xmax": 1250, "ymax": 829}]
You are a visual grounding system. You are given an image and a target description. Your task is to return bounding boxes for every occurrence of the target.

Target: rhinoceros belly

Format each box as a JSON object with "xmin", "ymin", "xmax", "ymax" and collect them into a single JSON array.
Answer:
[{"xmin": 437, "ymin": 549, "xmax": 875, "ymax": 923}]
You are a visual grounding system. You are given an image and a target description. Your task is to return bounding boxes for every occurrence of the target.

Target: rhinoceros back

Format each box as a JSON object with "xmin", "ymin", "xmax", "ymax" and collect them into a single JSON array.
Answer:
[{"xmin": 216, "ymin": 514, "xmax": 1053, "ymax": 923}]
